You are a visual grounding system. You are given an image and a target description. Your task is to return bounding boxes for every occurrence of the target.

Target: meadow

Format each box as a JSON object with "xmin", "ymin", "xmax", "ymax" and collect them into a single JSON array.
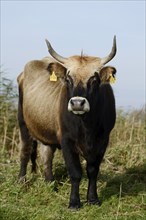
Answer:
[{"xmin": 0, "ymin": 74, "xmax": 146, "ymax": 220}]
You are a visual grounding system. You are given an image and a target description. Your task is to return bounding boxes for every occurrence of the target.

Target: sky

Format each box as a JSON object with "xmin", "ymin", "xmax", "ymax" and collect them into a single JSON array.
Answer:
[{"xmin": 1, "ymin": 0, "xmax": 145, "ymax": 109}]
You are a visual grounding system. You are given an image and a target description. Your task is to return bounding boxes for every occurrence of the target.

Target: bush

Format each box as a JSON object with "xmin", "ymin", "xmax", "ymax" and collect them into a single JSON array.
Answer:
[{"xmin": 0, "ymin": 71, "xmax": 19, "ymax": 157}]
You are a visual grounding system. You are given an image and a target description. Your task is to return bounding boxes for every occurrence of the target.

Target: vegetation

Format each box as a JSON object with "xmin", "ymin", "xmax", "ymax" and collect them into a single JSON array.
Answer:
[{"xmin": 0, "ymin": 73, "xmax": 146, "ymax": 220}]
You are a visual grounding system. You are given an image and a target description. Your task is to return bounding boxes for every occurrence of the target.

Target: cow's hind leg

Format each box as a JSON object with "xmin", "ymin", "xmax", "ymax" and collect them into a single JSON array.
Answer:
[
  {"xmin": 31, "ymin": 140, "xmax": 38, "ymax": 173},
  {"xmin": 40, "ymin": 144, "xmax": 56, "ymax": 182}
]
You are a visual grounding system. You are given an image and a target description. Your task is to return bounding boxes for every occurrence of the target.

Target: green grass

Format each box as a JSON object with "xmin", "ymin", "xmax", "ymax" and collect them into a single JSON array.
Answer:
[
  {"xmin": 0, "ymin": 150, "xmax": 146, "ymax": 220},
  {"xmin": 0, "ymin": 75, "xmax": 146, "ymax": 219}
]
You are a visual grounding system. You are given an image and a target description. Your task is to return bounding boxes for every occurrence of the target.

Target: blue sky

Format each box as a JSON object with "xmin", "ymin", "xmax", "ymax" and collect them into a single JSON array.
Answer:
[{"xmin": 1, "ymin": 0, "xmax": 145, "ymax": 109}]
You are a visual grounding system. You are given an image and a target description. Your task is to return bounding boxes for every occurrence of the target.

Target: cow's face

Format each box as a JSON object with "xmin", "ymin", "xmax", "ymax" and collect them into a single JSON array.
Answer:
[
  {"xmin": 45, "ymin": 37, "xmax": 117, "ymax": 115},
  {"xmin": 64, "ymin": 56, "xmax": 101, "ymax": 115},
  {"xmin": 48, "ymin": 57, "xmax": 116, "ymax": 115}
]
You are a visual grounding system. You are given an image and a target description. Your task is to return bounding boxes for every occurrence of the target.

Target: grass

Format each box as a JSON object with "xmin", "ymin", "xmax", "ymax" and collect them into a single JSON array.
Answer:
[{"xmin": 0, "ymin": 74, "xmax": 146, "ymax": 219}]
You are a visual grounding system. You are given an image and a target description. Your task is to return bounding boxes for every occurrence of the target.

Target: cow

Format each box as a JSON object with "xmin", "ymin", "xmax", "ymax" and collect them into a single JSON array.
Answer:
[{"xmin": 17, "ymin": 36, "xmax": 117, "ymax": 209}]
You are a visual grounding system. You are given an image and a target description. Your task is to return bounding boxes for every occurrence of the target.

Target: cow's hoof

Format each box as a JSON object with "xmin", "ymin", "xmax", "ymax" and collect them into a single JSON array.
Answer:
[
  {"xmin": 88, "ymin": 199, "xmax": 101, "ymax": 206},
  {"xmin": 45, "ymin": 178, "xmax": 54, "ymax": 183},
  {"xmin": 68, "ymin": 202, "xmax": 80, "ymax": 210},
  {"xmin": 18, "ymin": 176, "xmax": 26, "ymax": 183},
  {"xmin": 44, "ymin": 174, "xmax": 54, "ymax": 183}
]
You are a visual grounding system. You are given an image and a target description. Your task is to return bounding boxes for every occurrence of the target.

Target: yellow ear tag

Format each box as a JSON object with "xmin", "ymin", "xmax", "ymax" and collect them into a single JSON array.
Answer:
[
  {"xmin": 50, "ymin": 71, "xmax": 57, "ymax": 82},
  {"xmin": 109, "ymin": 73, "xmax": 116, "ymax": 84}
]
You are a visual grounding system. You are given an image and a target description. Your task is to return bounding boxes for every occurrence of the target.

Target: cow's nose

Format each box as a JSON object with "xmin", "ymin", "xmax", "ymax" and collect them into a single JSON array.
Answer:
[
  {"xmin": 70, "ymin": 98, "xmax": 85, "ymax": 108},
  {"xmin": 68, "ymin": 96, "xmax": 90, "ymax": 114}
]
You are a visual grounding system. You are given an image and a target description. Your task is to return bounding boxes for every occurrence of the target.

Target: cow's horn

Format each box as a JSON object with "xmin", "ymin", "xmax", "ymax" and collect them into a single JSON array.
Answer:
[
  {"xmin": 45, "ymin": 39, "xmax": 67, "ymax": 64},
  {"xmin": 100, "ymin": 36, "xmax": 117, "ymax": 65}
]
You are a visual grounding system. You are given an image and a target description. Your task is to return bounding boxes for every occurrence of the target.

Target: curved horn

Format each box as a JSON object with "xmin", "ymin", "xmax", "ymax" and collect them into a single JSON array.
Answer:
[
  {"xmin": 45, "ymin": 39, "xmax": 67, "ymax": 64},
  {"xmin": 100, "ymin": 36, "xmax": 117, "ymax": 65}
]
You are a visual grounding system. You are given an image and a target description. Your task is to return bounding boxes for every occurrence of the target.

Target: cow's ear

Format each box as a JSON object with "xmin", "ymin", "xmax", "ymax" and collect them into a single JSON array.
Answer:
[
  {"xmin": 99, "ymin": 66, "xmax": 116, "ymax": 83},
  {"xmin": 48, "ymin": 62, "xmax": 67, "ymax": 78}
]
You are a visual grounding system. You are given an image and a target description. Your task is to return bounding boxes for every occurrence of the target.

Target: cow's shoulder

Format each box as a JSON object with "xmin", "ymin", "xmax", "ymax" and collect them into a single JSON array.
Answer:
[
  {"xmin": 18, "ymin": 58, "xmax": 50, "ymax": 84},
  {"xmin": 24, "ymin": 59, "xmax": 48, "ymax": 72}
]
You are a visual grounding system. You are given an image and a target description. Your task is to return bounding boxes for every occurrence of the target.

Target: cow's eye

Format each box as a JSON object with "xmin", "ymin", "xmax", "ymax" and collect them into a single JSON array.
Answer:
[
  {"xmin": 65, "ymin": 75, "xmax": 73, "ymax": 85},
  {"xmin": 88, "ymin": 76, "xmax": 97, "ymax": 85}
]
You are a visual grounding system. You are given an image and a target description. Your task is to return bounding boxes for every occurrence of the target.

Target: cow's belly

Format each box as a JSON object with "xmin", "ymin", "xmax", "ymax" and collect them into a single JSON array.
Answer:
[
  {"xmin": 24, "ymin": 111, "xmax": 60, "ymax": 145},
  {"xmin": 23, "ymin": 95, "xmax": 61, "ymax": 145}
]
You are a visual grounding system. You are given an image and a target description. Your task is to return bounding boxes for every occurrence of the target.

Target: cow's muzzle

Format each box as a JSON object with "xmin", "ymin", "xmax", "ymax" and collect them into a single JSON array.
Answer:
[{"xmin": 68, "ymin": 96, "xmax": 90, "ymax": 115}]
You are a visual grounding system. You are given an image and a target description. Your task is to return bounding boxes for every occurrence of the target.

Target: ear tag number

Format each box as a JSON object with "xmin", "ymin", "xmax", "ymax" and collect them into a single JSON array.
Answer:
[
  {"xmin": 50, "ymin": 71, "xmax": 57, "ymax": 82},
  {"xmin": 109, "ymin": 73, "xmax": 116, "ymax": 84}
]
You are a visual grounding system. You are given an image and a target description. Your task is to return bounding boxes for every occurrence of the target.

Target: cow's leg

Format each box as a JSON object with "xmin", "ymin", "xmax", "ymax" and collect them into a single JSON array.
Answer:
[
  {"xmin": 86, "ymin": 137, "xmax": 109, "ymax": 205},
  {"xmin": 18, "ymin": 124, "xmax": 33, "ymax": 182},
  {"xmin": 18, "ymin": 90, "xmax": 33, "ymax": 182},
  {"xmin": 61, "ymin": 137, "xmax": 82, "ymax": 209},
  {"xmin": 86, "ymin": 155, "xmax": 102, "ymax": 205},
  {"xmin": 40, "ymin": 144, "xmax": 56, "ymax": 182},
  {"xmin": 31, "ymin": 140, "xmax": 38, "ymax": 173}
]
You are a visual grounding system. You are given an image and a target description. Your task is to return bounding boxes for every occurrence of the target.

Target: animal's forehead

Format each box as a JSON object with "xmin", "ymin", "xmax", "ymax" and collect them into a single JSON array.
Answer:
[
  {"xmin": 66, "ymin": 55, "xmax": 102, "ymax": 85},
  {"xmin": 67, "ymin": 55, "xmax": 101, "ymax": 66}
]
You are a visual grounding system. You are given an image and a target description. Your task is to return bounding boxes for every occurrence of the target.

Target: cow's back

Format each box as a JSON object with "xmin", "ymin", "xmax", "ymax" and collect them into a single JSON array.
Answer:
[{"xmin": 18, "ymin": 58, "xmax": 66, "ymax": 144}]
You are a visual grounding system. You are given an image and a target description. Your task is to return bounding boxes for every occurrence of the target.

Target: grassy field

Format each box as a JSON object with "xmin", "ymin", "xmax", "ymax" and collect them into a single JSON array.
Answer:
[{"xmin": 0, "ymin": 75, "xmax": 146, "ymax": 220}]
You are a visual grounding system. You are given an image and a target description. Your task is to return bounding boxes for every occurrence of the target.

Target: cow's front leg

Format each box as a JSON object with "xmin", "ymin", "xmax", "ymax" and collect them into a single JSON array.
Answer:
[
  {"xmin": 86, "ymin": 138, "xmax": 109, "ymax": 205},
  {"xmin": 86, "ymin": 150, "xmax": 104, "ymax": 205},
  {"xmin": 86, "ymin": 158, "xmax": 101, "ymax": 205},
  {"xmin": 61, "ymin": 137, "xmax": 82, "ymax": 209},
  {"xmin": 18, "ymin": 137, "xmax": 33, "ymax": 182}
]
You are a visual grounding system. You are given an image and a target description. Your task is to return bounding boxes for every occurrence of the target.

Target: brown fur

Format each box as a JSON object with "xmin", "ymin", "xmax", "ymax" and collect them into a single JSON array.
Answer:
[
  {"xmin": 18, "ymin": 59, "xmax": 65, "ymax": 145},
  {"xmin": 63, "ymin": 55, "xmax": 101, "ymax": 87},
  {"xmin": 40, "ymin": 144, "xmax": 56, "ymax": 181}
]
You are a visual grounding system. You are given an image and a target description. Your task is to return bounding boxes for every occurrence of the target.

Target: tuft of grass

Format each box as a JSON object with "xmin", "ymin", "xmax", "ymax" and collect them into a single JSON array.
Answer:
[{"xmin": 0, "ymin": 73, "xmax": 146, "ymax": 219}]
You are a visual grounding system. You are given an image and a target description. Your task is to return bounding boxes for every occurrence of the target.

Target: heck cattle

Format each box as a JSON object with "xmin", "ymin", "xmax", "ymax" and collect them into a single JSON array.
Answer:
[{"xmin": 17, "ymin": 36, "xmax": 117, "ymax": 209}]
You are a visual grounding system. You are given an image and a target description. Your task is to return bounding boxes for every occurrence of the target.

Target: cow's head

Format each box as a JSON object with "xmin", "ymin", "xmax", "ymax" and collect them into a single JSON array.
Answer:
[{"xmin": 46, "ymin": 37, "xmax": 117, "ymax": 115}]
